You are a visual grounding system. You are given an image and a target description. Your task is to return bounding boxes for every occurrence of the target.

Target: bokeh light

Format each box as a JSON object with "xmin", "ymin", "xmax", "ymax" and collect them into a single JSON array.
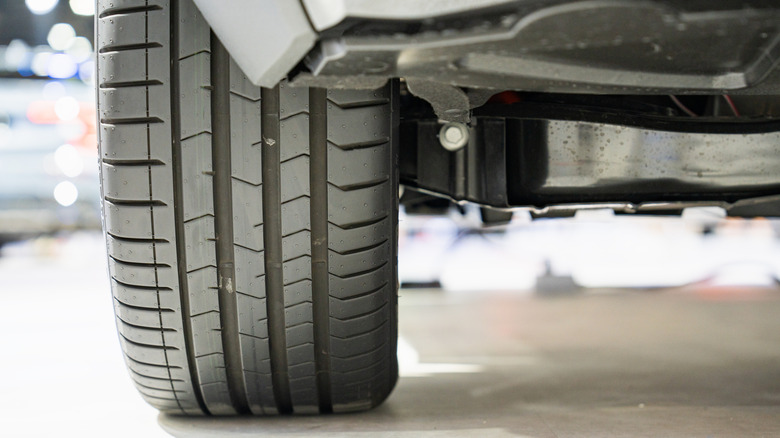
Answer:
[
  {"xmin": 69, "ymin": 0, "xmax": 95, "ymax": 16},
  {"xmin": 53, "ymin": 181, "xmax": 79, "ymax": 207},
  {"xmin": 47, "ymin": 53, "xmax": 78, "ymax": 78},
  {"xmin": 55, "ymin": 144, "xmax": 84, "ymax": 177},
  {"xmin": 26, "ymin": 0, "xmax": 59, "ymax": 15},
  {"xmin": 42, "ymin": 81, "xmax": 67, "ymax": 100},
  {"xmin": 65, "ymin": 37, "xmax": 93, "ymax": 63},
  {"xmin": 4, "ymin": 40, "xmax": 31, "ymax": 71},
  {"xmin": 31, "ymin": 51, "xmax": 53, "ymax": 76},
  {"xmin": 54, "ymin": 96, "xmax": 80, "ymax": 121},
  {"xmin": 47, "ymin": 23, "xmax": 77, "ymax": 51}
]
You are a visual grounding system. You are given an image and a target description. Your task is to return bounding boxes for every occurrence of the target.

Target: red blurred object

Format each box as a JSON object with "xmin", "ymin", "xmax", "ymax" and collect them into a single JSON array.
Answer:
[
  {"xmin": 488, "ymin": 91, "xmax": 523, "ymax": 105},
  {"xmin": 26, "ymin": 100, "xmax": 97, "ymax": 151}
]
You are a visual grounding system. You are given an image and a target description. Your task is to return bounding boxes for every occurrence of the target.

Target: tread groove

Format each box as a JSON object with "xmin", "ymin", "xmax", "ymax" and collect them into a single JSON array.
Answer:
[
  {"xmin": 99, "ymin": 5, "xmax": 163, "ymax": 19},
  {"xmin": 330, "ymin": 301, "xmax": 388, "ymax": 323},
  {"xmin": 119, "ymin": 332, "xmax": 180, "ymax": 350},
  {"xmin": 170, "ymin": 0, "xmax": 210, "ymax": 415},
  {"xmin": 117, "ymin": 315, "xmax": 177, "ymax": 332},
  {"xmin": 262, "ymin": 84, "xmax": 293, "ymax": 415},
  {"xmin": 129, "ymin": 367, "xmax": 185, "ymax": 381},
  {"xmin": 102, "ymin": 158, "xmax": 167, "ymax": 166},
  {"xmin": 212, "ymin": 34, "xmax": 250, "ymax": 416},
  {"xmin": 328, "ymin": 138, "xmax": 389, "ymax": 151},
  {"xmin": 114, "ymin": 296, "xmax": 175, "ymax": 313},
  {"xmin": 178, "ymin": 49, "xmax": 211, "ymax": 62},
  {"xmin": 328, "ymin": 177, "xmax": 389, "ymax": 192},
  {"xmin": 309, "ymin": 87, "xmax": 333, "ymax": 414},
  {"xmin": 331, "ymin": 320, "xmax": 388, "ymax": 340},
  {"xmin": 99, "ymin": 42, "xmax": 164, "ymax": 54},
  {"xmin": 100, "ymin": 79, "xmax": 164, "ymax": 89},
  {"xmin": 100, "ymin": 116, "xmax": 164, "ymax": 125},
  {"xmin": 329, "ymin": 239, "xmax": 388, "ymax": 257},
  {"xmin": 107, "ymin": 233, "xmax": 169, "ymax": 244},
  {"xmin": 330, "ymin": 261, "xmax": 388, "ymax": 280},
  {"xmin": 109, "ymin": 255, "xmax": 171, "ymax": 268},
  {"xmin": 112, "ymin": 277, "xmax": 173, "ymax": 291},
  {"xmin": 328, "ymin": 216, "xmax": 386, "ymax": 231},
  {"xmin": 330, "ymin": 281, "xmax": 389, "ymax": 302},
  {"xmin": 126, "ymin": 355, "xmax": 183, "ymax": 370},
  {"xmin": 326, "ymin": 97, "xmax": 390, "ymax": 109},
  {"xmin": 104, "ymin": 197, "xmax": 167, "ymax": 207}
]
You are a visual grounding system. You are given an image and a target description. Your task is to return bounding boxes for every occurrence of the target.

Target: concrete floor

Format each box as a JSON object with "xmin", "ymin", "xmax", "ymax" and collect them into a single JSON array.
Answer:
[
  {"xmin": 162, "ymin": 289, "xmax": 780, "ymax": 438},
  {"xmin": 2, "ymin": 233, "xmax": 780, "ymax": 437}
]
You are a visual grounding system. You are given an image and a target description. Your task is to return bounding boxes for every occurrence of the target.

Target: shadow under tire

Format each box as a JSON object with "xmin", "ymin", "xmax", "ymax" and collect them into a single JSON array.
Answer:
[{"xmin": 97, "ymin": 0, "xmax": 399, "ymax": 415}]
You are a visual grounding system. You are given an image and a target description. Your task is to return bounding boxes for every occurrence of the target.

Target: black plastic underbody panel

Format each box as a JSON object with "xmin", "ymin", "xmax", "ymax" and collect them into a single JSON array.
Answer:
[
  {"xmin": 400, "ymin": 102, "xmax": 780, "ymax": 212},
  {"xmin": 298, "ymin": 0, "xmax": 780, "ymax": 95}
]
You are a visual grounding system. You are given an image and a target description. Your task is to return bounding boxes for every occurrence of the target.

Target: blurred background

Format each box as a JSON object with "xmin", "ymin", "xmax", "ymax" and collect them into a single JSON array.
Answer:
[{"xmin": 1, "ymin": 2, "xmax": 779, "ymax": 438}]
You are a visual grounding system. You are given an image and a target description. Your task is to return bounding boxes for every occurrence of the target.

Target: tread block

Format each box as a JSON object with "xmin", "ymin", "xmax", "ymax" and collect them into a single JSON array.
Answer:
[
  {"xmin": 178, "ymin": 52, "xmax": 212, "ymax": 140},
  {"xmin": 285, "ymin": 323, "xmax": 314, "ymax": 351},
  {"xmin": 236, "ymin": 294, "xmax": 268, "ymax": 339},
  {"xmin": 328, "ymin": 241, "xmax": 390, "ymax": 277},
  {"xmin": 330, "ymin": 343, "xmax": 388, "ymax": 371},
  {"xmin": 98, "ymin": 46, "xmax": 168, "ymax": 87},
  {"xmin": 102, "ymin": 163, "xmax": 154, "ymax": 202},
  {"xmin": 327, "ymin": 217, "xmax": 391, "ymax": 254},
  {"xmin": 186, "ymin": 266, "xmax": 219, "ymax": 316},
  {"xmin": 180, "ymin": 133, "xmax": 215, "ymax": 221},
  {"xmin": 114, "ymin": 301, "xmax": 179, "ymax": 329},
  {"xmin": 280, "ymin": 196, "xmax": 311, "ymax": 237},
  {"xmin": 99, "ymin": 122, "xmax": 172, "ymax": 163},
  {"xmin": 112, "ymin": 278, "xmax": 179, "ymax": 309},
  {"xmin": 229, "ymin": 95, "xmax": 263, "ymax": 185},
  {"xmin": 279, "ymin": 82, "xmax": 309, "ymax": 118},
  {"xmin": 234, "ymin": 247, "xmax": 265, "ymax": 296},
  {"xmin": 177, "ymin": 0, "xmax": 210, "ymax": 60},
  {"xmin": 279, "ymin": 113, "xmax": 309, "ymax": 162},
  {"xmin": 327, "ymin": 88, "xmax": 389, "ymax": 107},
  {"xmin": 329, "ymin": 262, "xmax": 390, "ymax": 300},
  {"xmin": 195, "ymin": 354, "xmax": 227, "ymax": 386},
  {"xmin": 279, "ymin": 156, "xmax": 310, "ymax": 202},
  {"xmin": 99, "ymin": 86, "xmax": 170, "ymax": 122},
  {"xmin": 281, "ymin": 230, "xmax": 310, "ymax": 262},
  {"xmin": 107, "ymin": 236, "xmax": 157, "ymax": 264},
  {"xmin": 282, "ymin": 255, "xmax": 312, "ymax": 286},
  {"xmin": 284, "ymin": 302, "xmax": 313, "ymax": 327},
  {"xmin": 229, "ymin": 58, "xmax": 262, "ymax": 101},
  {"xmin": 231, "ymin": 180, "xmax": 264, "ymax": 250},
  {"xmin": 190, "ymin": 312, "xmax": 223, "ymax": 358},
  {"xmin": 327, "ymin": 181, "xmax": 391, "ymax": 227},
  {"xmin": 198, "ymin": 382, "xmax": 234, "ymax": 416},
  {"xmin": 329, "ymin": 296, "xmax": 389, "ymax": 332},
  {"xmin": 119, "ymin": 321, "xmax": 168, "ymax": 346},
  {"xmin": 110, "ymin": 258, "xmax": 161, "ymax": 287},
  {"xmin": 327, "ymin": 143, "xmax": 390, "ymax": 189},
  {"xmin": 286, "ymin": 343, "xmax": 315, "ymax": 364},
  {"xmin": 330, "ymin": 325, "xmax": 389, "ymax": 357},
  {"xmin": 327, "ymin": 104, "xmax": 392, "ymax": 149},
  {"xmin": 98, "ymin": 10, "xmax": 167, "ymax": 49},
  {"xmin": 183, "ymin": 215, "xmax": 216, "ymax": 272},
  {"xmin": 239, "ymin": 336, "xmax": 272, "ymax": 374},
  {"xmin": 283, "ymin": 279, "xmax": 311, "ymax": 307}
]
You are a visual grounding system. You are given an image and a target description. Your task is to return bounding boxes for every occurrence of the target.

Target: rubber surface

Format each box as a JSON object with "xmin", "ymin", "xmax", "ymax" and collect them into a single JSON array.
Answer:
[{"xmin": 97, "ymin": 0, "xmax": 398, "ymax": 415}]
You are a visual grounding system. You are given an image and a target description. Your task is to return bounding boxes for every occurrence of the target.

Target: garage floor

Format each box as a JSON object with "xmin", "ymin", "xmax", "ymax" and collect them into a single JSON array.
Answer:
[
  {"xmin": 162, "ymin": 289, "xmax": 780, "ymax": 438},
  {"xmin": 2, "ymin": 233, "xmax": 779, "ymax": 437}
]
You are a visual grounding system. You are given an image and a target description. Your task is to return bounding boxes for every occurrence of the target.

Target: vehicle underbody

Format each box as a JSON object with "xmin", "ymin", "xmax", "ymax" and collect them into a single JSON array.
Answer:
[{"xmin": 196, "ymin": 0, "xmax": 780, "ymax": 218}]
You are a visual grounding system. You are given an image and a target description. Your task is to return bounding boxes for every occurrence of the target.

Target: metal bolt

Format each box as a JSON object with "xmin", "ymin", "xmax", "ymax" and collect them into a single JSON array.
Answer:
[{"xmin": 439, "ymin": 122, "xmax": 469, "ymax": 152}]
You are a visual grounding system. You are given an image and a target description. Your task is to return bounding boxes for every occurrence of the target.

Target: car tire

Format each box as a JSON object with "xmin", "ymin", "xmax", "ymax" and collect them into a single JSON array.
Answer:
[{"xmin": 97, "ymin": 0, "xmax": 399, "ymax": 415}]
